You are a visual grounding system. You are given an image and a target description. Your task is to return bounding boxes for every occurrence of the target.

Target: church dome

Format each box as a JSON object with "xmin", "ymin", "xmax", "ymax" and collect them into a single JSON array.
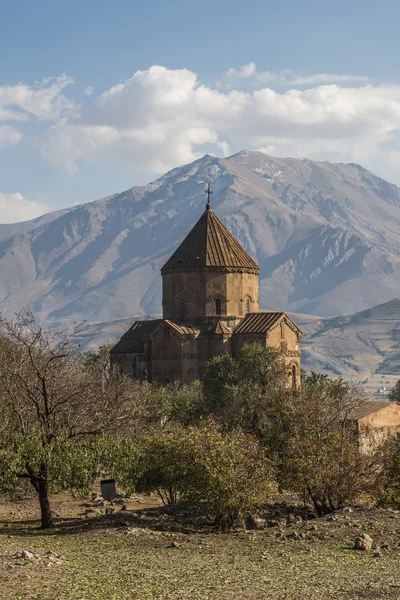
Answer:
[{"xmin": 161, "ymin": 204, "xmax": 259, "ymax": 274}]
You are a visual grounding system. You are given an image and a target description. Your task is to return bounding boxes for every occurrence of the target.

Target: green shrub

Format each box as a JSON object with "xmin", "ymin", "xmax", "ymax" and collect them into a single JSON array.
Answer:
[
  {"xmin": 380, "ymin": 433, "xmax": 400, "ymax": 508},
  {"xmin": 389, "ymin": 380, "xmax": 400, "ymax": 403},
  {"xmin": 107, "ymin": 421, "xmax": 276, "ymax": 529},
  {"xmin": 183, "ymin": 421, "xmax": 276, "ymax": 529},
  {"xmin": 103, "ymin": 433, "xmax": 188, "ymax": 505},
  {"xmin": 280, "ymin": 382, "xmax": 383, "ymax": 515}
]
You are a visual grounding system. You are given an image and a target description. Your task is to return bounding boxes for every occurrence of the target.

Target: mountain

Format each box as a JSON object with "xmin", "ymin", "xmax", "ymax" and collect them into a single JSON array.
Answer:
[
  {"xmin": 1, "ymin": 151, "xmax": 400, "ymax": 325},
  {"xmin": 0, "ymin": 209, "xmax": 68, "ymax": 242},
  {"xmin": 299, "ymin": 299, "xmax": 400, "ymax": 378}
]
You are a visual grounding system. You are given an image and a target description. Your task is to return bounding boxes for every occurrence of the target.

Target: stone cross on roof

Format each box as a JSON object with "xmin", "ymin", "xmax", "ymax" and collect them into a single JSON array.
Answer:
[{"xmin": 206, "ymin": 182, "xmax": 212, "ymax": 210}]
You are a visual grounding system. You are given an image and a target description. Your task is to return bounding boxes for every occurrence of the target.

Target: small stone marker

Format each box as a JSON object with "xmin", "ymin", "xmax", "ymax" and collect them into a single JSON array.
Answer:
[{"xmin": 101, "ymin": 478, "xmax": 117, "ymax": 502}]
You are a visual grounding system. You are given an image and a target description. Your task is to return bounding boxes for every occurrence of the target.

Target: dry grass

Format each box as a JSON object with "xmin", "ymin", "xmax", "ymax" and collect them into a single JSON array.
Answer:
[{"xmin": 1, "ymin": 492, "xmax": 400, "ymax": 600}]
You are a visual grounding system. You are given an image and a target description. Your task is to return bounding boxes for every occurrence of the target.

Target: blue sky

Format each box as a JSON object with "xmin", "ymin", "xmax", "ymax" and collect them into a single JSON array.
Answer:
[{"xmin": 1, "ymin": 0, "xmax": 400, "ymax": 222}]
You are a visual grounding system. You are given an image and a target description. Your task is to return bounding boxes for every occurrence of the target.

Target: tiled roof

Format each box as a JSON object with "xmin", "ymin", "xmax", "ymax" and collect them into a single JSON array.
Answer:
[
  {"xmin": 213, "ymin": 321, "xmax": 232, "ymax": 335},
  {"xmin": 161, "ymin": 206, "xmax": 259, "ymax": 272},
  {"xmin": 110, "ymin": 320, "xmax": 160, "ymax": 354},
  {"xmin": 347, "ymin": 401, "xmax": 397, "ymax": 421},
  {"xmin": 164, "ymin": 320, "xmax": 199, "ymax": 335},
  {"xmin": 110, "ymin": 319, "xmax": 199, "ymax": 354},
  {"xmin": 233, "ymin": 312, "xmax": 284, "ymax": 334}
]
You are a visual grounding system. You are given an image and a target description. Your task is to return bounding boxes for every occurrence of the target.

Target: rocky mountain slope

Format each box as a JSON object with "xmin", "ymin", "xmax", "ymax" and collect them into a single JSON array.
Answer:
[
  {"xmin": 1, "ymin": 151, "xmax": 400, "ymax": 325},
  {"xmin": 299, "ymin": 299, "xmax": 400, "ymax": 377}
]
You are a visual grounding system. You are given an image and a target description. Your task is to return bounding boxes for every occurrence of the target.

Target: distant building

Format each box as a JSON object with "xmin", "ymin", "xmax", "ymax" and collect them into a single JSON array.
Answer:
[
  {"xmin": 110, "ymin": 190, "xmax": 302, "ymax": 386},
  {"xmin": 347, "ymin": 401, "xmax": 400, "ymax": 452}
]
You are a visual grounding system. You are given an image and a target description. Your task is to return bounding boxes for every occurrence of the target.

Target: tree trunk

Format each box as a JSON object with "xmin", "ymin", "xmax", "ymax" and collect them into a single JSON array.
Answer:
[{"xmin": 38, "ymin": 478, "xmax": 53, "ymax": 529}]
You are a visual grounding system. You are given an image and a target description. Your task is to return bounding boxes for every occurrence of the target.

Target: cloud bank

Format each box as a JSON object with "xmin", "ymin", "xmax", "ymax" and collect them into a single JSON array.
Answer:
[
  {"xmin": 36, "ymin": 65, "xmax": 400, "ymax": 179},
  {"xmin": 2, "ymin": 65, "xmax": 400, "ymax": 187}
]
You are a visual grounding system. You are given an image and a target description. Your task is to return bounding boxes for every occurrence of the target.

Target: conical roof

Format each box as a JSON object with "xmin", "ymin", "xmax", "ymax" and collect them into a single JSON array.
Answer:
[{"xmin": 161, "ymin": 206, "xmax": 259, "ymax": 273}]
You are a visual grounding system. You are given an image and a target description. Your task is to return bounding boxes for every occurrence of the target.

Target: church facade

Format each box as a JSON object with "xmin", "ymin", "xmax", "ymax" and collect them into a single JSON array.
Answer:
[{"xmin": 110, "ymin": 193, "xmax": 302, "ymax": 387}]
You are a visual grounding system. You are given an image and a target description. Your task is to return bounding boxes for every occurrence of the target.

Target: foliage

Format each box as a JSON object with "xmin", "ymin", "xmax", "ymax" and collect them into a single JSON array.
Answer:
[
  {"xmin": 107, "ymin": 421, "xmax": 276, "ymax": 529},
  {"xmin": 183, "ymin": 421, "xmax": 276, "ymax": 529},
  {"xmin": 105, "ymin": 431, "xmax": 190, "ymax": 505},
  {"xmin": 379, "ymin": 433, "xmax": 400, "ymax": 508},
  {"xmin": 0, "ymin": 310, "xmax": 137, "ymax": 528},
  {"xmin": 0, "ymin": 429, "xmax": 101, "ymax": 496},
  {"xmin": 79, "ymin": 343, "xmax": 115, "ymax": 373},
  {"xmin": 389, "ymin": 379, "xmax": 400, "ymax": 403},
  {"xmin": 168, "ymin": 380, "xmax": 206, "ymax": 426},
  {"xmin": 280, "ymin": 381, "xmax": 383, "ymax": 515},
  {"xmin": 202, "ymin": 343, "xmax": 287, "ymax": 433}
]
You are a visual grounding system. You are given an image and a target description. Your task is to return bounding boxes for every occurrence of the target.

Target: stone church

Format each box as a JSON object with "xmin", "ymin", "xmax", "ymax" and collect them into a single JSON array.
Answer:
[{"xmin": 110, "ymin": 190, "xmax": 302, "ymax": 387}]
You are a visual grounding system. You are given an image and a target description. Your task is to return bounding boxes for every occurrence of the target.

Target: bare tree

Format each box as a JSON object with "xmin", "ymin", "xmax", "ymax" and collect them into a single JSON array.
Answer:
[{"xmin": 0, "ymin": 311, "xmax": 138, "ymax": 528}]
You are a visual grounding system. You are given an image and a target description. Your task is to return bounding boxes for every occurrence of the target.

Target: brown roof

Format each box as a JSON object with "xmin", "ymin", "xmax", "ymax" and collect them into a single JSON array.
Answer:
[
  {"xmin": 110, "ymin": 320, "xmax": 160, "ymax": 354},
  {"xmin": 110, "ymin": 319, "xmax": 199, "ymax": 354},
  {"xmin": 213, "ymin": 321, "xmax": 232, "ymax": 335},
  {"xmin": 164, "ymin": 320, "xmax": 199, "ymax": 335},
  {"xmin": 347, "ymin": 401, "xmax": 397, "ymax": 422},
  {"xmin": 233, "ymin": 311, "xmax": 284, "ymax": 334},
  {"xmin": 161, "ymin": 206, "xmax": 259, "ymax": 273}
]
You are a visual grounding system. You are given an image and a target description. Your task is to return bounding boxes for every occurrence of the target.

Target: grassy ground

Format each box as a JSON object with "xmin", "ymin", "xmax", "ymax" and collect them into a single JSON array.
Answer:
[{"xmin": 1, "ymin": 492, "xmax": 400, "ymax": 599}]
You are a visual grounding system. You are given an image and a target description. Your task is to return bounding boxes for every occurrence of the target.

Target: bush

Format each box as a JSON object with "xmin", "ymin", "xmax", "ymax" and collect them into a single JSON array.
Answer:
[
  {"xmin": 280, "ymin": 380, "xmax": 383, "ymax": 515},
  {"xmin": 103, "ymin": 433, "xmax": 184, "ymax": 505},
  {"xmin": 107, "ymin": 421, "xmax": 276, "ymax": 529},
  {"xmin": 183, "ymin": 421, "xmax": 276, "ymax": 529},
  {"xmin": 380, "ymin": 433, "xmax": 400, "ymax": 508},
  {"xmin": 389, "ymin": 380, "xmax": 400, "ymax": 403}
]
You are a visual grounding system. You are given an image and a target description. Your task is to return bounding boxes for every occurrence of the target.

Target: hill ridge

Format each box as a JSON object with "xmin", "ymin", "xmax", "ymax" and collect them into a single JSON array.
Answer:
[{"xmin": 1, "ymin": 151, "xmax": 400, "ymax": 326}]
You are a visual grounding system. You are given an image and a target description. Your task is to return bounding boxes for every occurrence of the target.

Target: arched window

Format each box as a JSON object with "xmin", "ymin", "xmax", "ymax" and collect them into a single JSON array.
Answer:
[
  {"xmin": 292, "ymin": 364, "xmax": 297, "ymax": 390},
  {"xmin": 215, "ymin": 298, "xmax": 222, "ymax": 316},
  {"xmin": 179, "ymin": 299, "xmax": 186, "ymax": 321},
  {"xmin": 246, "ymin": 298, "xmax": 251, "ymax": 313}
]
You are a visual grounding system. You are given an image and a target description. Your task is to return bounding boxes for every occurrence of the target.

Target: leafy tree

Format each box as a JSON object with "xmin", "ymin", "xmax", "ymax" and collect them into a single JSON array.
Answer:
[
  {"xmin": 105, "ymin": 431, "xmax": 190, "ymax": 506},
  {"xmin": 0, "ymin": 311, "xmax": 137, "ymax": 528},
  {"xmin": 389, "ymin": 380, "xmax": 400, "ymax": 403},
  {"xmin": 79, "ymin": 343, "xmax": 115, "ymax": 373},
  {"xmin": 168, "ymin": 380, "xmax": 206, "ymax": 426},
  {"xmin": 202, "ymin": 343, "xmax": 287, "ymax": 434},
  {"xmin": 280, "ymin": 382, "xmax": 382, "ymax": 515},
  {"xmin": 302, "ymin": 371, "xmax": 329, "ymax": 386},
  {"xmin": 303, "ymin": 371, "xmax": 350, "ymax": 398}
]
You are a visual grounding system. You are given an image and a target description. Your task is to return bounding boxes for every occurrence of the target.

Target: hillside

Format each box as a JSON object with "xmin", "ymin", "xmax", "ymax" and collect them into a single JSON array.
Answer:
[
  {"xmin": 300, "ymin": 298, "xmax": 400, "ymax": 378},
  {"xmin": 1, "ymin": 151, "xmax": 400, "ymax": 325}
]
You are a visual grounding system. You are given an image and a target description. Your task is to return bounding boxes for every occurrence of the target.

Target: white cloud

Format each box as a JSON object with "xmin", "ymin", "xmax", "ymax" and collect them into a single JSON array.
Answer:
[
  {"xmin": 0, "ymin": 74, "xmax": 75, "ymax": 121},
  {"xmin": 83, "ymin": 86, "xmax": 95, "ymax": 97},
  {"xmin": 0, "ymin": 125, "xmax": 22, "ymax": 147},
  {"xmin": 222, "ymin": 63, "xmax": 368, "ymax": 87},
  {"xmin": 36, "ymin": 65, "xmax": 400, "ymax": 183},
  {"xmin": 0, "ymin": 193, "xmax": 49, "ymax": 224},
  {"xmin": 285, "ymin": 72, "xmax": 369, "ymax": 85},
  {"xmin": 0, "ymin": 75, "xmax": 75, "ymax": 148}
]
